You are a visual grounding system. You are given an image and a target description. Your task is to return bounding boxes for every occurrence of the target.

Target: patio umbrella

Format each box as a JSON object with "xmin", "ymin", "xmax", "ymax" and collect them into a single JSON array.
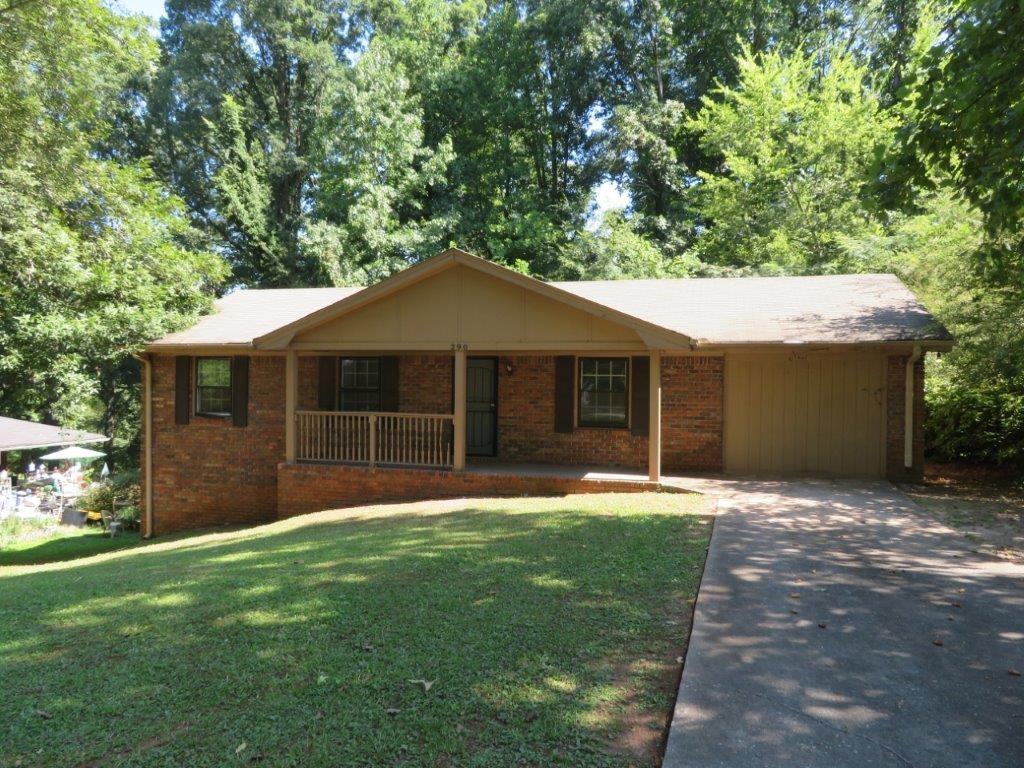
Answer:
[{"xmin": 39, "ymin": 446, "xmax": 106, "ymax": 461}]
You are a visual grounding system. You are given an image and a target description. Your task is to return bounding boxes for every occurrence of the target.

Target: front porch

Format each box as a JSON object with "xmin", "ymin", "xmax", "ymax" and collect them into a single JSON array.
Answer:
[{"xmin": 282, "ymin": 349, "xmax": 668, "ymax": 480}]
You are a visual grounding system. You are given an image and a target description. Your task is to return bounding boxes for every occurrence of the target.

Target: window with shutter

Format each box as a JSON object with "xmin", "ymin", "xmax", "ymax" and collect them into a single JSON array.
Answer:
[
  {"xmin": 578, "ymin": 357, "xmax": 629, "ymax": 428},
  {"xmin": 195, "ymin": 357, "xmax": 233, "ymax": 417}
]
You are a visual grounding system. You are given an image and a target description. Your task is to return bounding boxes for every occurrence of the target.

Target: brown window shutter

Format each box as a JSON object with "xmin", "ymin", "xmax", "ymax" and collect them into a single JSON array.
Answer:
[
  {"xmin": 631, "ymin": 356, "xmax": 649, "ymax": 436},
  {"xmin": 174, "ymin": 356, "xmax": 191, "ymax": 425},
  {"xmin": 231, "ymin": 356, "xmax": 249, "ymax": 427},
  {"xmin": 380, "ymin": 356, "xmax": 400, "ymax": 412},
  {"xmin": 554, "ymin": 356, "xmax": 575, "ymax": 433},
  {"xmin": 317, "ymin": 357, "xmax": 338, "ymax": 410}
]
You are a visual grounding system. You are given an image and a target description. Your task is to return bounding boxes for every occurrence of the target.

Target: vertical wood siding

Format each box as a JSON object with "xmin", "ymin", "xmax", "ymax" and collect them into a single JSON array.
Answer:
[{"xmin": 724, "ymin": 352, "xmax": 887, "ymax": 477}]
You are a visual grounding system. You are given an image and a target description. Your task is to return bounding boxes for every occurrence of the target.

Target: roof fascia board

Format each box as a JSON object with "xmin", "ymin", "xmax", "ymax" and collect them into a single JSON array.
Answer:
[
  {"xmin": 694, "ymin": 339, "xmax": 955, "ymax": 352},
  {"xmin": 143, "ymin": 344, "xmax": 285, "ymax": 355}
]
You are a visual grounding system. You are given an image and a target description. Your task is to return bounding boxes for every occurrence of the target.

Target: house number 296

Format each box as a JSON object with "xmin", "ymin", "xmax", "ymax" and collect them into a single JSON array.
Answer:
[{"xmin": 450, "ymin": 342, "xmax": 469, "ymax": 351}]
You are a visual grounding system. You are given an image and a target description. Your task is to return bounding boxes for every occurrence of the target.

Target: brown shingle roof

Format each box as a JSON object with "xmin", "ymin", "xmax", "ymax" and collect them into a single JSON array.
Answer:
[
  {"xmin": 552, "ymin": 273, "xmax": 952, "ymax": 345},
  {"xmin": 148, "ymin": 270, "xmax": 950, "ymax": 349},
  {"xmin": 150, "ymin": 287, "xmax": 361, "ymax": 347}
]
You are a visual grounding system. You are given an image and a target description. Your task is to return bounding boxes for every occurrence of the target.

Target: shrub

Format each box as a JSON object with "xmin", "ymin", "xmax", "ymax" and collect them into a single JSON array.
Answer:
[
  {"xmin": 925, "ymin": 362, "xmax": 1024, "ymax": 466},
  {"xmin": 77, "ymin": 470, "xmax": 142, "ymax": 515}
]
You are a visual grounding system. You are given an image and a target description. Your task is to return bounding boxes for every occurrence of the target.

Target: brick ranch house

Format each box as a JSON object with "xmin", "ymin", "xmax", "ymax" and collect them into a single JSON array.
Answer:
[{"xmin": 138, "ymin": 248, "xmax": 953, "ymax": 536}]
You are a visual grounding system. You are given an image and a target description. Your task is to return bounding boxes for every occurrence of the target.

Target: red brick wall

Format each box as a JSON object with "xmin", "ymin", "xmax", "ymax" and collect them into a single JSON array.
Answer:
[
  {"xmin": 398, "ymin": 355, "xmax": 453, "ymax": 413},
  {"xmin": 277, "ymin": 462, "xmax": 681, "ymax": 518},
  {"xmin": 886, "ymin": 354, "xmax": 925, "ymax": 481},
  {"xmin": 662, "ymin": 356, "xmax": 724, "ymax": 472},
  {"xmin": 298, "ymin": 356, "xmax": 318, "ymax": 410},
  {"xmin": 298, "ymin": 355, "xmax": 454, "ymax": 414},
  {"xmin": 495, "ymin": 356, "xmax": 647, "ymax": 468},
  {"xmin": 148, "ymin": 354, "xmax": 285, "ymax": 534},
  {"xmin": 493, "ymin": 355, "xmax": 724, "ymax": 472}
]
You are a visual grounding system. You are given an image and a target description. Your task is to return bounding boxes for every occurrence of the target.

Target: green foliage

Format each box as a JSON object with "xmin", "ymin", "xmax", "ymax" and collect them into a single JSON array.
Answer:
[
  {"xmin": 151, "ymin": 0, "xmax": 356, "ymax": 286},
  {"xmin": 0, "ymin": 0, "xmax": 226, "ymax": 463},
  {"xmin": 899, "ymin": 0, "xmax": 1024, "ymax": 276},
  {"xmin": 689, "ymin": 47, "xmax": 894, "ymax": 273},
  {"xmin": 78, "ymin": 470, "xmax": 142, "ymax": 515},
  {"xmin": 315, "ymin": 39, "xmax": 455, "ymax": 281}
]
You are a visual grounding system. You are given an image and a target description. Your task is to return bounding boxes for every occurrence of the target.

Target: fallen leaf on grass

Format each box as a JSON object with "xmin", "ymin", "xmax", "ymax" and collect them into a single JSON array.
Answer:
[
  {"xmin": 386, "ymin": 708, "xmax": 401, "ymax": 716},
  {"xmin": 34, "ymin": 708, "xmax": 52, "ymax": 720},
  {"xmin": 407, "ymin": 679, "xmax": 434, "ymax": 692},
  {"xmin": 235, "ymin": 742, "xmax": 247, "ymax": 754}
]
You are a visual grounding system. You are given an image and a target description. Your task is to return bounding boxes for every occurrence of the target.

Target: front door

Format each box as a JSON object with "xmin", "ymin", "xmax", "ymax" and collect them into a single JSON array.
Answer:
[{"xmin": 466, "ymin": 357, "xmax": 497, "ymax": 456}]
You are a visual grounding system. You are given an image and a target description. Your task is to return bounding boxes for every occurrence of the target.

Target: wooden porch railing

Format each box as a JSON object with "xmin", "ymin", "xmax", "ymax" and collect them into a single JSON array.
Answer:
[{"xmin": 296, "ymin": 411, "xmax": 455, "ymax": 468}]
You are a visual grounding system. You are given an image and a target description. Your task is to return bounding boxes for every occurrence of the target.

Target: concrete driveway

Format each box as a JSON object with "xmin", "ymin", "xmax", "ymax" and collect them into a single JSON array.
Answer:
[{"xmin": 662, "ymin": 479, "xmax": 1024, "ymax": 768}]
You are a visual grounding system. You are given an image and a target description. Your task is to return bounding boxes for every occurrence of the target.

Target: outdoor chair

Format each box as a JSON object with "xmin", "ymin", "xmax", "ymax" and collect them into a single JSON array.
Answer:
[{"xmin": 100, "ymin": 506, "xmax": 123, "ymax": 537}]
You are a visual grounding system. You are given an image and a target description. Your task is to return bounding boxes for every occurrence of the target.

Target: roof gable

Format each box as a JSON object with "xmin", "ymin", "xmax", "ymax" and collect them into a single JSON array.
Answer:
[{"xmin": 259, "ymin": 249, "xmax": 692, "ymax": 349}]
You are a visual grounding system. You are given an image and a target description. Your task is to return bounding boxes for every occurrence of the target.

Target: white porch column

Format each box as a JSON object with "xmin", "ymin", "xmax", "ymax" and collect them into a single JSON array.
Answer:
[
  {"xmin": 648, "ymin": 350, "xmax": 662, "ymax": 482},
  {"xmin": 285, "ymin": 350, "xmax": 298, "ymax": 463},
  {"xmin": 453, "ymin": 348, "xmax": 467, "ymax": 471}
]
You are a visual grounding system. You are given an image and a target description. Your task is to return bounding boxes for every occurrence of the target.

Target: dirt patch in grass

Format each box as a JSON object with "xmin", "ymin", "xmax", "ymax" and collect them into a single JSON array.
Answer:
[
  {"xmin": 900, "ymin": 461, "xmax": 1024, "ymax": 563},
  {"xmin": 595, "ymin": 519, "xmax": 711, "ymax": 767}
]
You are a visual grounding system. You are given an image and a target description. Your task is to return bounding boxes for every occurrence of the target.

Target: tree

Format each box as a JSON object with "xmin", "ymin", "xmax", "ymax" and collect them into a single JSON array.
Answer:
[
  {"xmin": 150, "ymin": 0, "xmax": 358, "ymax": 286},
  {"xmin": 313, "ymin": 40, "xmax": 455, "ymax": 283},
  {"xmin": 687, "ymin": 47, "xmax": 894, "ymax": 273},
  {"xmin": 898, "ymin": 0, "xmax": 1024, "ymax": 278},
  {"xmin": 431, "ymin": 0, "xmax": 615, "ymax": 276},
  {"xmin": 0, "ymin": 0, "xmax": 226, "ymax": 464}
]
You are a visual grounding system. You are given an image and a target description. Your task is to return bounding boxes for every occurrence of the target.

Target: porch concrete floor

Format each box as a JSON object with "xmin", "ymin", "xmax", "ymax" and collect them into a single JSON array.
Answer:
[{"xmin": 464, "ymin": 461, "xmax": 653, "ymax": 482}]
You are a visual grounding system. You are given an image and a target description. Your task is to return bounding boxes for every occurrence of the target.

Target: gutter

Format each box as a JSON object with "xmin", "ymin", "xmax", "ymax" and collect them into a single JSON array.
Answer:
[
  {"xmin": 134, "ymin": 353, "xmax": 154, "ymax": 538},
  {"xmin": 904, "ymin": 345, "xmax": 923, "ymax": 469}
]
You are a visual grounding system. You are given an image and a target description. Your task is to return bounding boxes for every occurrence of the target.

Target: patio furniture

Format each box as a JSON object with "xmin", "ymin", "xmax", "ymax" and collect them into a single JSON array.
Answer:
[{"xmin": 101, "ymin": 503, "xmax": 125, "ymax": 537}]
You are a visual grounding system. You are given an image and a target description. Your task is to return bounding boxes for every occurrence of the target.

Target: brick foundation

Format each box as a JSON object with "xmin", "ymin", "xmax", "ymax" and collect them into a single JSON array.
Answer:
[
  {"xmin": 886, "ymin": 354, "xmax": 925, "ymax": 482},
  {"xmin": 277, "ymin": 462, "xmax": 678, "ymax": 519}
]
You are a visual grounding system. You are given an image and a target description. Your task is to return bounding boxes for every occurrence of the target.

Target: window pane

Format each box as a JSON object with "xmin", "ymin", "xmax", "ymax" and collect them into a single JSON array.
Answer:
[
  {"xmin": 578, "ymin": 357, "xmax": 628, "ymax": 426},
  {"xmin": 197, "ymin": 358, "xmax": 231, "ymax": 387},
  {"xmin": 197, "ymin": 386, "xmax": 232, "ymax": 415},
  {"xmin": 340, "ymin": 389, "xmax": 380, "ymax": 412},
  {"xmin": 339, "ymin": 358, "xmax": 381, "ymax": 411},
  {"xmin": 341, "ymin": 358, "xmax": 379, "ymax": 389}
]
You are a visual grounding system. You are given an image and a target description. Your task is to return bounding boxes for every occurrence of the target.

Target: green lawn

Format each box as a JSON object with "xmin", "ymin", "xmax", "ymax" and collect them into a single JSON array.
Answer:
[
  {"xmin": 0, "ymin": 493, "xmax": 710, "ymax": 768},
  {"xmin": 0, "ymin": 526, "xmax": 142, "ymax": 566}
]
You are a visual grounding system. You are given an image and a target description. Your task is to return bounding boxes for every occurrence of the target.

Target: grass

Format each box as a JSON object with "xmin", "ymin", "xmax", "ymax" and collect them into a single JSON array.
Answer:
[
  {"xmin": 0, "ymin": 492, "xmax": 711, "ymax": 768},
  {"xmin": 0, "ymin": 525, "xmax": 142, "ymax": 566}
]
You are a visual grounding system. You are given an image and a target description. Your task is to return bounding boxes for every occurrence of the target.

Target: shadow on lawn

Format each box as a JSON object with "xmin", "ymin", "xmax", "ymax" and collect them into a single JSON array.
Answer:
[{"xmin": 0, "ymin": 500, "xmax": 710, "ymax": 768}]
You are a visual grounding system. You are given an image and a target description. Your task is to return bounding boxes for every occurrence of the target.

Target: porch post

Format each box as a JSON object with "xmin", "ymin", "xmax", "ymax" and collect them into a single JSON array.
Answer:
[
  {"xmin": 648, "ymin": 349, "xmax": 662, "ymax": 482},
  {"xmin": 285, "ymin": 350, "xmax": 298, "ymax": 463},
  {"xmin": 453, "ymin": 348, "xmax": 467, "ymax": 471}
]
